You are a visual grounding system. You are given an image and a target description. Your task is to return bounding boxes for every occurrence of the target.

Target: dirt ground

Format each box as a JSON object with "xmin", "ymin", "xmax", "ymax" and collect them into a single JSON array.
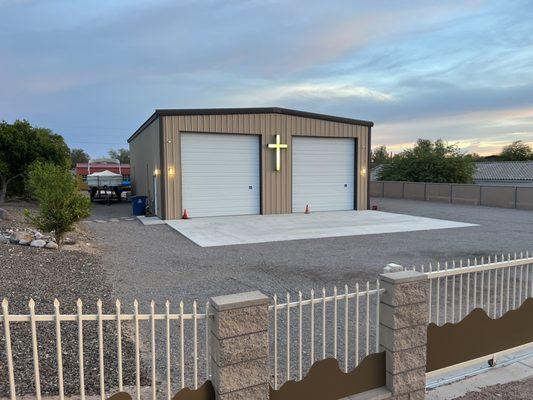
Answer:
[{"xmin": 455, "ymin": 375, "xmax": 533, "ymax": 399}]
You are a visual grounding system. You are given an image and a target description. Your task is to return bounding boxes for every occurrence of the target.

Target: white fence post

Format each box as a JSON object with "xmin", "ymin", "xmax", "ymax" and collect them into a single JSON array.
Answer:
[
  {"xmin": 210, "ymin": 291, "xmax": 269, "ymax": 400},
  {"xmin": 380, "ymin": 270, "xmax": 429, "ymax": 399}
]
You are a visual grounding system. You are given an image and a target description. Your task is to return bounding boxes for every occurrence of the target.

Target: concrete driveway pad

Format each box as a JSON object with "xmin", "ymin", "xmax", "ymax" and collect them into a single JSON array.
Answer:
[{"xmin": 165, "ymin": 210, "xmax": 477, "ymax": 247}]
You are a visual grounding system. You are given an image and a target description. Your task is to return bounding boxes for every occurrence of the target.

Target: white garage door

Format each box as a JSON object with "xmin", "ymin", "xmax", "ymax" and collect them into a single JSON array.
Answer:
[
  {"xmin": 181, "ymin": 133, "xmax": 260, "ymax": 217},
  {"xmin": 292, "ymin": 137, "xmax": 355, "ymax": 212}
]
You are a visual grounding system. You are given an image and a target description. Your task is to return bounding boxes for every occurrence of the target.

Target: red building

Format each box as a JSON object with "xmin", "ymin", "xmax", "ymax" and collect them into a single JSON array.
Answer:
[{"xmin": 75, "ymin": 163, "xmax": 131, "ymax": 183}]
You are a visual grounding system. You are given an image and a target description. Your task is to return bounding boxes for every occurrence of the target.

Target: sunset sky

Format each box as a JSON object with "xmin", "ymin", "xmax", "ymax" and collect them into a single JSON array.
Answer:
[{"xmin": 1, "ymin": 0, "xmax": 532, "ymax": 157}]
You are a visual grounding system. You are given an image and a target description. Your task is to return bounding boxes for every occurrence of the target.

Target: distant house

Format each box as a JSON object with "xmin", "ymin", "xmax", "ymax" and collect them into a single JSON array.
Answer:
[
  {"xmin": 370, "ymin": 165, "xmax": 383, "ymax": 181},
  {"xmin": 474, "ymin": 161, "xmax": 533, "ymax": 187}
]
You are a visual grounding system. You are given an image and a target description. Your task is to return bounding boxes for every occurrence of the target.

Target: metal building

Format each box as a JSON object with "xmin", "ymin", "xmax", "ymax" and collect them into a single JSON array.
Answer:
[{"xmin": 128, "ymin": 107, "xmax": 373, "ymax": 219}]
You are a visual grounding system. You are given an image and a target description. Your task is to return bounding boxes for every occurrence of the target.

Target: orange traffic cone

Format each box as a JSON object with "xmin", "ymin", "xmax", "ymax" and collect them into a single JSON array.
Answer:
[
  {"xmin": 182, "ymin": 209, "xmax": 190, "ymax": 219},
  {"xmin": 304, "ymin": 204, "xmax": 310, "ymax": 214}
]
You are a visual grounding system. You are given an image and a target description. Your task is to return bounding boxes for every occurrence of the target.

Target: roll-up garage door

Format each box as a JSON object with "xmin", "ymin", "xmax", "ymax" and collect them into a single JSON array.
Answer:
[
  {"xmin": 292, "ymin": 137, "xmax": 355, "ymax": 212},
  {"xmin": 181, "ymin": 133, "xmax": 260, "ymax": 217}
]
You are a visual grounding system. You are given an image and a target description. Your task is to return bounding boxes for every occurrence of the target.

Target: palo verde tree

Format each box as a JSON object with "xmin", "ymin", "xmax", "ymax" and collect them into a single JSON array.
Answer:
[
  {"xmin": 0, "ymin": 120, "xmax": 70, "ymax": 203},
  {"xmin": 378, "ymin": 139, "xmax": 476, "ymax": 183},
  {"xmin": 25, "ymin": 162, "xmax": 91, "ymax": 244}
]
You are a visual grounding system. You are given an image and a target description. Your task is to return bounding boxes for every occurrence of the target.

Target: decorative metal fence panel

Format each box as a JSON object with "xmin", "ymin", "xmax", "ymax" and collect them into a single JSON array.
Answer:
[
  {"xmin": 0, "ymin": 299, "xmax": 210, "ymax": 400},
  {"xmin": 268, "ymin": 280, "xmax": 383, "ymax": 390},
  {"xmin": 420, "ymin": 252, "xmax": 533, "ymax": 325}
]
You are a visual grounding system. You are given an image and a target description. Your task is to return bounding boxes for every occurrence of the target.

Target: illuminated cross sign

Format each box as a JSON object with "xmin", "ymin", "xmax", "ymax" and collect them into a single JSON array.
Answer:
[{"xmin": 267, "ymin": 134, "xmax": 288, "ymax": 172}]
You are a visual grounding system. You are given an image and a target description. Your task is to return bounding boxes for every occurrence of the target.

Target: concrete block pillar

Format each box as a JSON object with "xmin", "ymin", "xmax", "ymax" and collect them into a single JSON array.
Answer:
[
  {"xmin": 379, "ymin": 270, "xmax": 429, "ymax": 400},
  {"xmin": 209, "ymin": 291, "xmax": 270, "ymax": 400}
]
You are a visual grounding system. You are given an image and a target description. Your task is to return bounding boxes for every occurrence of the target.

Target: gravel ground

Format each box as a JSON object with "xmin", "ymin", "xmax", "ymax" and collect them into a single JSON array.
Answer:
[
  {"xmin": 0, "ymin": 203, "xmax": 148, "ymax": 396},
  {"xmin": 85, "ymin": 198, "xmax": 533, "ymax": 388},
  {"xmin": 455, "ymin": 375, "xmax": 533, "ymax": 399},
  {"xmin": 88, "ymin": 198, "xmax": 533, "ymax": 304}
]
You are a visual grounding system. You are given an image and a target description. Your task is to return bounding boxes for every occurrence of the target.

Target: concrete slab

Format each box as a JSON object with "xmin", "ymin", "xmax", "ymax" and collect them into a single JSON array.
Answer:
[
  {"xmin": 137, "ymin": 216, "xmax": 166, "ymax": 225},
  {"xmin": 165, "ymin": 210, "xmax": 477, "ymax": 247}
]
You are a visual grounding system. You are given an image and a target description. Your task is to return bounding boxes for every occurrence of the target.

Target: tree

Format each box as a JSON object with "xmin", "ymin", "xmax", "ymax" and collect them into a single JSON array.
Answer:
[
  {"xmin": 108, "ymin": 148, "xmax": 130, "ymax": 164},
  {"xmin": 371, "ymin": 145, "xmax": 391, "ymax": 167},
  {"xmin": 25, "ymin": 162, "xmax": 91, "ymax": 244},
  {"xmin": 0, "ymin": 120, "xmax": 70, "ymax": 203},
  {"xmin": 499, "ymin": 140, "xmax": 532, "ymax": 161},
  {"xmin": 378, "ymin": 139, "xmax": 476, "ymax": 183},
  {"xmin": 70, "ymin": 148, "xmax": 90, "ymax": 168}
]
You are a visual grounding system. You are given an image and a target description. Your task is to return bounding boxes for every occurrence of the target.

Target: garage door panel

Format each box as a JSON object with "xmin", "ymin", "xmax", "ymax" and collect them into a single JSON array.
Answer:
[
  {"xmin": 292, "ymin": 137, "xmax": 355, "ymax": 212},
  {"xmin": 181, "ymin": 133, "xmax": 260, "ymax": 217}
]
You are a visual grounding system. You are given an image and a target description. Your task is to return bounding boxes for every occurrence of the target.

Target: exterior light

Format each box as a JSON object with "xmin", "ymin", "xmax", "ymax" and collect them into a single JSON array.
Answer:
[
  {"xmin": 360, "ymin": 168, "xmax": 367, "ymax": 176},
  {"xmin": 154, "ymin": 168, "xmax": 160, "ymax": 176},
  {"xmin": 168, "ymin": 167, "xmax": 175, "ymax": 176}
]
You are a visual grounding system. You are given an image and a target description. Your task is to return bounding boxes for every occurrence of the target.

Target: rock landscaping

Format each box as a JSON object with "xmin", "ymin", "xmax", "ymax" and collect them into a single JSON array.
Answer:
[
  {"xmin": 0, "ymin": 202, "xmax": 80, "ymax": 251},
  {"xmin": 0, "ymin": 227, "xmax": 59, "ymax": 249}
]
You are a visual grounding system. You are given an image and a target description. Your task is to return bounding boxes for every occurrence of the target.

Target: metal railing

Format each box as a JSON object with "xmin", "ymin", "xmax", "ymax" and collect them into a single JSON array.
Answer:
[
  {"xmin": 420, "ymin": 252, "xmax": 533, "ymax": 325},
  {"xmin": 269, "ymin": 280, "xmax": 383, "ymax": 389},
  {"xmin": 1, "ymin": 298, "xmax": 209, "ymax": 400}
]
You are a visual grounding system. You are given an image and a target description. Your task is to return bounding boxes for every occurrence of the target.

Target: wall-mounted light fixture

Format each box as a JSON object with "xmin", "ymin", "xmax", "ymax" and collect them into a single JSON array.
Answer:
[
  {"xmin": 360, "ymin": 168, "xmax": 367, "ymax": 176},
  {"xmin": 168, "ymin": 167, "xmax": 175, "ymax": 176},
  {"xmin": 154, "ymin": 168, "xmax": 160, "ymax": 176}
]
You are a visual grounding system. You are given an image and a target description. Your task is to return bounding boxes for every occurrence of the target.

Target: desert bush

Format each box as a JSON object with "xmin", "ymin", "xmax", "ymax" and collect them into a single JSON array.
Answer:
[{"xmin": 25, "ymin": 162, "xmax": 91, "ymax": 244}]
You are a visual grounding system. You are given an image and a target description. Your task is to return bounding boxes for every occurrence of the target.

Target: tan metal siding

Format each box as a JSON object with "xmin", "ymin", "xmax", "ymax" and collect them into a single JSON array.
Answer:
[
  {"xmin": 161, "ymin": 113, "xmax": 370, "ymax": 220},
  {"xmin": 128, "ymin": 118, "xmax": 162, "ymax": 216}
]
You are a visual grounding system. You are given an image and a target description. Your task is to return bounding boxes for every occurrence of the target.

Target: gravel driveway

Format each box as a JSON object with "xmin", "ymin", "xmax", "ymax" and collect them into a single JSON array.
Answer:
[
  {"xmin": 84, "ymin": 198, "xmax": 533, "ymax": 390},
  {"xmin": 88, "ymin": 198, "xmax": 533, "ymax": 305}
]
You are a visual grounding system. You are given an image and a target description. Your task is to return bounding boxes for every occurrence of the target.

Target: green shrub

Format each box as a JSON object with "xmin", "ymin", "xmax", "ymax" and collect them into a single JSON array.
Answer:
[
  {"xmin": 378, "ymin": 139, "xmax": 476, "ymax": 184},
  {"xmin": 24, "ymin": 162, "xmax": 91, "ymax": 244}
]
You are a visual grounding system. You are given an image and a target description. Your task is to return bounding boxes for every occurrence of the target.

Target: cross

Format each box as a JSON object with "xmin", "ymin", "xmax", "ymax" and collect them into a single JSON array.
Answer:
[{"xmin": 267, "ymin": 134, "xmax": 288, "ymax": 172}]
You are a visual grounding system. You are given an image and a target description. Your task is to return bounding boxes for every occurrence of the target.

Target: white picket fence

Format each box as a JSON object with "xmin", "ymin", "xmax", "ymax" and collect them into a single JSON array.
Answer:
[
  {"xmin": 419, "ymin": 251, "xmax": 533, "ymax": 325},
  {"xmin": 269, "ymin": 280, "xmax": 383, "ymax": 389},
  {"xmin": 1, "ymin": 298, "xmax": 209, "ymax": 400}
]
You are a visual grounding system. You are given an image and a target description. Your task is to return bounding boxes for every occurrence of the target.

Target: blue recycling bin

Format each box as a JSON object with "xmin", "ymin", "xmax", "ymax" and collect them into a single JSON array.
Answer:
[{"xmin": 131, "ymin": 195, "xmax": 147, "ymax": 216}]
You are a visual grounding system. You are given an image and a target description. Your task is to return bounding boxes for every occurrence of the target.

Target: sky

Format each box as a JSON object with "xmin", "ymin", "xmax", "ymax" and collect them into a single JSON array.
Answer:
[{"xmin": 1, "ymin": 0, "xmax": 533, "ymax": 157}]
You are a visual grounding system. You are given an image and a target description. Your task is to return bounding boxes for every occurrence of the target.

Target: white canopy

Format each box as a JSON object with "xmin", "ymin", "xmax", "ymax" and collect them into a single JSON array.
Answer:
[{"xmin": 87, "ymin": 170, "xmax": 122, "ymax": 177}]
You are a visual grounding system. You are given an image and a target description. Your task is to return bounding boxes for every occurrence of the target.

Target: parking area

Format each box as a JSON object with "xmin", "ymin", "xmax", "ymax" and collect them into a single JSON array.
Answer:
[
  {"xmin": 166, "ymin": 210, "xmax": 476, "ymax": 247},
  {"xmin": 86, "ymin": 197, "xmax": 533, "ymax": 306}
]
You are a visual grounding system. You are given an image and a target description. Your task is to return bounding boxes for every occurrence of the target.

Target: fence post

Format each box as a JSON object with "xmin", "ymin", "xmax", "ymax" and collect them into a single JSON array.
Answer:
[
  {"xmin": 209, "ymin": 291, "xmax": 270, "ymax": 400},
  {"xmin": 379, "ymin": 270, "xmax": 429, "ymax": 399}
]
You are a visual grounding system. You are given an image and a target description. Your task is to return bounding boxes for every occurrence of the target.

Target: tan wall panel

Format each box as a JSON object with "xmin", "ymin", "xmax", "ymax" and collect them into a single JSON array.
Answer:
[
  {"xmin": 370, "ymin": 181, "xmax": 384, "ymax": 197},
  {"xmin": 159, "ymin": 113, "xmax": 369, "ymax": 219},
  {"xmin": 404, "ymin": 182, "xmax": 425, "ymax": 200},
  {"xmin": 516, "ymin": 187, "xmax": 533, "ymax": 210},
  {"xmin": 451, "ymin": 184, "xmax": 481, "ymax": 205},
  {"xmin": 426, "ymin": 183, "xmax": 452, "ymax": 203},
  {"xmin": 128, "ymin": 118, "xmax": 161, "ymax": 216},
  {"xmin": 480, "ymin": 186, "xmax": 516, "ymax": 208},
  {"xmin": 383, "ymin": 181, "xmax": 404, "ymax": 198}
]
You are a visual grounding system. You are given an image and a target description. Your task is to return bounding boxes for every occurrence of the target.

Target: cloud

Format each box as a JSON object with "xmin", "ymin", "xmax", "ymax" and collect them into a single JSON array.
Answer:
[
  {"xmin": 373, "ymin": 106, "xmax": 533, "ymax": 155},
  {"xmin": 230, "ymin": 82, "xmax": 393, "ymax": 104},
  {"xmin": 1, "ymin": 0, "xmax": 533, "ymax": 157}
]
